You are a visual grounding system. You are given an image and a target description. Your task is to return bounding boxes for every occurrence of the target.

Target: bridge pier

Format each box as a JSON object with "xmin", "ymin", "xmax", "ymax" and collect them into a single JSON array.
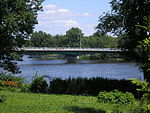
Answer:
[{"xmin": 66, "ymin": 55, "xmax": 77, "ymax": 63}]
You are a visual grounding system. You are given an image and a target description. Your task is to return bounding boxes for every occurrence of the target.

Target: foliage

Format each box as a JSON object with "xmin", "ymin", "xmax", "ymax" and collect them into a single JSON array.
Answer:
[
  {"xmin": 130, "ymin": 79, "xmax": 150, "ymax": 113},
  {"xmin": 0, "ymin": 72, "xmax": 24, "ymax": 94},
  {"xmin": 0, "ymin": 0, "xmax": 44, "ymax": 73},
  {"xmin": 79, "ymin": 53, "xmax": 120, "ymax": 61},
  {"xmin": 30, "ymin": 27, "xmax": 117, "ymax": 48},
  {"xmin": 55, "ymin": 35, "xmax": 69, "ymax": 47},
  {"xmin": 48, "ymin": 77, "xmax": 140, "ymax": 98},
  {"xmin": 82, "ymin": 35, "xmax": 118, "ymax": 48},
  {"xmin": 97, "ymin": 90, "xmax": 135, "ymax": 104},
  {"xmin": 48, "ymin": 78, "xmax": 67, "ymax": 94},
  {"xmin": 0, "ymin": 95, "xmax": 6, "ymax": 103},
  {"xmin": 132, "ymin": 96, "xmax": 150, "ymax": 113},
  {"xmin": 29, "ymin": 29, "xmax": 118, "ymax": 48},
  {"xmin": 29, "ymin": 75, "xmax": 48, "ymax": 93},
  {"xmin": 97, "ymin": 0, "xmax": 149, "ymax": 37},
  {"xmin": 31, "ymin": 31, "xmax": 55, "ymax": 47},
  {"xmin": 134, "ymin": 17, "xmax": 150, "ymax": 81},
  {"xmin": 0, "ymin": 80, "xmax": 18, "ymax": 87},
  {"xmin": 131, "ymin": 79, "xmax": 150, "ymax": 92},
  {"xmin": 96, "ymin": 0, "xmax": 150, "ymax": 81},
  {"xmin": 136, "ymin": 36, "xmax": 150, "ymax": 81},
  {"xmin": 0, "ymin": 72, "xmax": 24, "ymax": 85},
  {"xmin": 96, "ymin": 12, "xmax": 123, "ymax": 36},
  {"xmin": 20, "ymin": 84, "xmax": 30, "ymax": 92},
  {"xmin": 65, "ymin": 27, "xmax": 84, "ymax": 47}
]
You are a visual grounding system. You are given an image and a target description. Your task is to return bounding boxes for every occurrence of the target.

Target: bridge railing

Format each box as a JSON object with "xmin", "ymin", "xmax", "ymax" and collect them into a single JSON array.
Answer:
[{"xmin": 17, "ymin": 47, "xmax": 120, "ymax": 52}]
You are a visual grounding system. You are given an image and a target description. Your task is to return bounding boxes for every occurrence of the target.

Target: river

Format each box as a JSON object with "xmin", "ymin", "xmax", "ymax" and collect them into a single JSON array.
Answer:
[{"xmin": 15, "ymin": 55, "xmax": 143, "ymax": 82}]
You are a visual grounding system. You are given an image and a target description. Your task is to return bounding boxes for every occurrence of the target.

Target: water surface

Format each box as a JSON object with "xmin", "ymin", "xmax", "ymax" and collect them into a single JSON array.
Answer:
[{"xmin": 16, "ymin": 55, "xmax": 143, "ymax": 82}]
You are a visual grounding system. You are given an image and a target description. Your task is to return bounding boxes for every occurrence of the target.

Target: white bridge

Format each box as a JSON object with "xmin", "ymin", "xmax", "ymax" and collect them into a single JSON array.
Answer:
[
  {"xmin": 17, "ymin": 47, "xmax": 121, "ymax": 52},
  {"xmin": 17, "ymin": 47, "xmax": 121, "ymax": 63}
]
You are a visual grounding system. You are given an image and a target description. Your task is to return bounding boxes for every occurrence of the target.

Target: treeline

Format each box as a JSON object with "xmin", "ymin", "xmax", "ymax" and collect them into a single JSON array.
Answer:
[
  {"xmin": 48, "ymin": 77, "xmax": 141, "ymax": 98},
  {"xmin": 24, "ymin": 27, "xmax": 118, "ymax": 48}
]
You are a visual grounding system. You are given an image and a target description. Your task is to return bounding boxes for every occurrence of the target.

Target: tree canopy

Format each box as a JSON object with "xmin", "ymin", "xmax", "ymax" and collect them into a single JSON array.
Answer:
[
  {"xmin": 27, "ymin": 27, "xmax": 118, "ymax": 48},
  {"xmin": 31, "ymin": 31, "xmax": 54, "ymax": 47},
  {"xmin": 96, "ymin": 0, "xmax": 150, "ymax": 81},
  {"xmin": 0, "ymin": 0, "xmax": 44, "ymax": 73},
  {"xmin": 66, "ymin": 27, "xmax": 84, "ymax": 47},
  {"xmin": 82, "ymin": 35, "xmax": 117, "ymax": 48}
]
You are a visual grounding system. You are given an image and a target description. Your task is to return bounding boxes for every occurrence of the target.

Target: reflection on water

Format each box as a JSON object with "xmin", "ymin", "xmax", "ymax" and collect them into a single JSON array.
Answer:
[{"xmin": 16, "ymin": 55, "xmax": 143, "ymax": 82}]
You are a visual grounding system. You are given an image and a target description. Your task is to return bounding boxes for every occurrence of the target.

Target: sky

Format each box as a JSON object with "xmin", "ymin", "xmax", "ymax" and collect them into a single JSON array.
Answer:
[{"xmin": 35, "ymin": 0, "xmax": 111, "ymax": 36}]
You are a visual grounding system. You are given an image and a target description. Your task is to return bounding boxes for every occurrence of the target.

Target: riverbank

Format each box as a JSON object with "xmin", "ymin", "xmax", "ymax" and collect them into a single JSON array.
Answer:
[
  {"xmin": 28, "ymin": 54, "xmax": 125, "ymax": 63},
  {"xmin": 28, "ymin": 54, "xmax": 65, "ymax": 60},
  {"xmin": 0, "ymin": 72, "xmax": 149, "ymax": 113}
]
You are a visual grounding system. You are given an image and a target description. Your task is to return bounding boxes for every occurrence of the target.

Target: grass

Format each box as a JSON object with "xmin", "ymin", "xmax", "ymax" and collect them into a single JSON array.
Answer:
[{"xmin": 0, "ymin": 90, "xmax": 133, "ymax": 113}]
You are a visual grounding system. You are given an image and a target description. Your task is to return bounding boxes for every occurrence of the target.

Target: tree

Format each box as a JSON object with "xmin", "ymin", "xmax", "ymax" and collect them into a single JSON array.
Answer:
[
  {"xmin": 66, "ymin": 27, "xmax": 84, "ymax": 47},
  {"xmin": 0, "ymin": 0, "xmax": 44, "ymax": 73},
  {"xmin": 31, "ymin": 31, "xmax": 54, "ymax": 47},
  {"xmin": 53, "ymin": 34, "xmax": 68, "ymax": 47},
  {"xmin": 96, "ymin": 0, "xmax": 150, "ymax": 81},
  {"xmin": 82, "ymin": 35, "xmax": 118, "ymax": 48},
  {"xmin": 135, "ymin": 17, "xmax": 150, "ymax": 82}
]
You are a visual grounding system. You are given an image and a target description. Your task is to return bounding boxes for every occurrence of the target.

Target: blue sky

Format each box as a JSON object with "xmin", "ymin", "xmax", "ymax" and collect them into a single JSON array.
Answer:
[{"xmin": 35, "ymin": 0, "xmax": 111, "ymax": 36}]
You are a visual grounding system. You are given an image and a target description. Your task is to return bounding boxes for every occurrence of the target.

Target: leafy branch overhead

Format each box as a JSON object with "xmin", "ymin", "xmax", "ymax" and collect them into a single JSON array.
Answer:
[
  {"xmin": 97, "ymin": 0, "xmax": 150, "ymax": 82},
  {"xmin": 0, "ymin": 0, "xmax": 44, "ymax": 73}
]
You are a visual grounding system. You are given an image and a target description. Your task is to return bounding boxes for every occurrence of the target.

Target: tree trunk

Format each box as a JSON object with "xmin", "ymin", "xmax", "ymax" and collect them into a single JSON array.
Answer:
[{"xmin": 143, "ymin": 68, "xmax": 150, "ymax": 82}]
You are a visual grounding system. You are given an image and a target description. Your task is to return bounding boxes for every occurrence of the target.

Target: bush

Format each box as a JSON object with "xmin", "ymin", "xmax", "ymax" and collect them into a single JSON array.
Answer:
[
  {"xmin": 130, "ymin": 79, "xmax": 150, "ymax": 113},
  {"xmin": 0, "ymin": 80, "xmax": 19, "ymax": 87},
  {"xmin": 20, "ymin": 84, "xmax": 30, "ymax": 92},
  {"xmin": 48, "ymin": 77, "xmax": 139, "ymax": 97},
  {"xmin": 29, "ymin": 75, "xmax": 48, "ymax": 93},
  {"xmin": 0, "ymin": 95, "xmax": 6, "ymax": 102},
  {"xmin": 130, "ymin": 94, "xmax": 150, "ymax": 113},
  {"xmin": 0, "ymin": 72, "xmax": 24, "ymax": 86},
  {"xmin": 48, "ymin": 78, "xmax": 67, "ymax": 94},
  {"xmin": 97, "ymin": 90, "xmax": 135, "ymax": 104}
]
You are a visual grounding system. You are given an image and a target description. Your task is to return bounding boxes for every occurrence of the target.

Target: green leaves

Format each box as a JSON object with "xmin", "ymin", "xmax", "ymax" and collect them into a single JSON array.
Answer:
[
  {"xmin": 0, "ymin": 95, "xmax": 6, "ymax": 102},
  {"xmin": 130, "ymin": 79, "xmax": 150, "ymax": 113},
  {"xmin": 130, "ymin": 79, "xmax": 150, "ymax": 92},
  {"xmin": 66, "ymin": 27, "xmax": 84, "ymax": 47},
  {"xmin": 136, "ymin": 37, "xmax": 150, "ymax": 81},
  {"xmin": 31, "ymin": 31, "xmax": 54, "ymax": 47},
  {"xmin": 29, "ymin": 74, "xmax": 48, "ymax": 93},
  {"xmin": 97, "ymin": 0, "xmax": 150, "ymax": 81},
  {"xmin": 0, "ymin": 0, "xmax": 44, "ymax": 73},
  {"xmin": 97, "ymin": 90, "xmax": 135, "ymax": 104},
  {"xmin": 82, "ymin": 35, "xmax": 118, "ymax": 48}
]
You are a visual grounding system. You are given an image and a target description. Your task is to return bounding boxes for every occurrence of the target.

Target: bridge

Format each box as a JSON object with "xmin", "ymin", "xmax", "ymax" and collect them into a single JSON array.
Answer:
[{"xmin": 17, "ymin": 47, "xmax": 121, "ymax": 63}]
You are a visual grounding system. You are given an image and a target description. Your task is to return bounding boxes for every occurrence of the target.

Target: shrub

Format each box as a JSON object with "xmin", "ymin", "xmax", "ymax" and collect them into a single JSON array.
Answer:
[
  {"xmin": 130, "ymin": 79, "xmax": 150, "ymax": 113},
  {"xmin": 97, "ymin": 90, "xmax": 135, "ymax": 104},
  {"xmin": 20, "ymin": 84, "xmax": 30, "ymax": 92},
  {"xmin": 48, "ymin": 77, "xmax": 67, "ymax": 94},
  {"xmin": 130, "ymin": 94, "xmax": 150, "ymax": 113},
  {"xmin": 48, "ymin": 77, "xmax": 139, "ymax": 97},
  {"xmin": 29, "ymin": 75, "xmax": 48, "ymax": 93},
  {"xmin": 0, "ymin": 72, "xmax": 24, "ymax": 86},
  {"xmin": 0, "ymin": 95, "xmax": 6, "ymax": 102},
  {"xmin": 0, "ymin": 80, "xmax": 18, "ymax": 87}
]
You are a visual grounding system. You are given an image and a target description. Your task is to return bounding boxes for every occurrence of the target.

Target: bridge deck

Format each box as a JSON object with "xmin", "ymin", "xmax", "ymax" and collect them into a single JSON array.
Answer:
[{"xmin": 17, "ymin": 47, "xmax": 120, "ymax": 52}]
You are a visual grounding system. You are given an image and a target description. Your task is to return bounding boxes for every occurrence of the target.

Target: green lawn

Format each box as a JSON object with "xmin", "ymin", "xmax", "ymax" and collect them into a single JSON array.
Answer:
[{"xmin": 0, "ymin": 91, "xmax": 130, "ymax": 113}]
